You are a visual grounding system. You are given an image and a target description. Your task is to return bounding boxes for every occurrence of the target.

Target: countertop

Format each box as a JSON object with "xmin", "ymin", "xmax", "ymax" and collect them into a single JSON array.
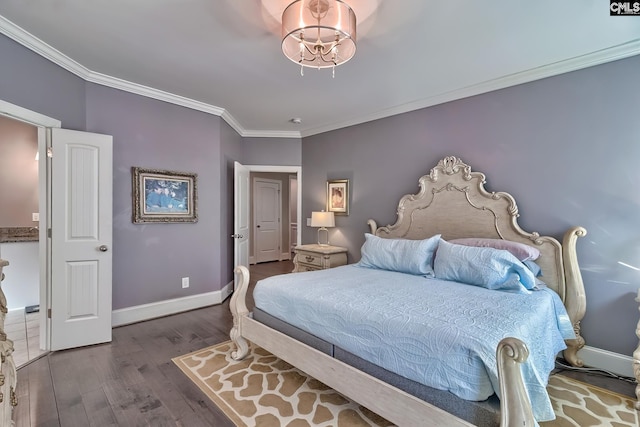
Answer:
[{"xmin": 0, "ymin": 227, "xmax": 39, "ymax": 243}]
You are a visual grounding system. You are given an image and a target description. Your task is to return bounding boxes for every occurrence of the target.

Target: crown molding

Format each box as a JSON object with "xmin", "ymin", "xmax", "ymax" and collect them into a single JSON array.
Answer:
[
  {"xmin": 2, "ymin": 15, "xmax": 638, "ymax": 139},
  {"xmin": 300, "ymin": 38, "xmax": 640, "ymax": 137},
  {"xmin": 242, "ymin": 129, "xmax": 302, "ymax": 139},
  {"xmin": 87, "ymin": 70, "xmax": 226, "ymax": 117},
  {"xmin": 0, "ymin": 15, "xmax": 88, "ymax": 78}
]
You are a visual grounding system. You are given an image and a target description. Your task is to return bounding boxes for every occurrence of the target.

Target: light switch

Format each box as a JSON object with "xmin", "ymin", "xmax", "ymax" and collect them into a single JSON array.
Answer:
[
  {"xmin": 32, "ymin": 212, "xmax": 39, "ymax": 222},
  {"xmin": 306, "ymin": 218, "xmax": 311, "ymax": 226}
]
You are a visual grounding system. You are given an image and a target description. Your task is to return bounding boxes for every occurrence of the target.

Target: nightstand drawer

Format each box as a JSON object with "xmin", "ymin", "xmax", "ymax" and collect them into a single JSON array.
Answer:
[
  {"xmin": 296, "ymin": 263, "xmax": 321, "ymax": 272},
  {"xmin": 297, "ymin": 251, "xmax": 323, "ymax": 267}
]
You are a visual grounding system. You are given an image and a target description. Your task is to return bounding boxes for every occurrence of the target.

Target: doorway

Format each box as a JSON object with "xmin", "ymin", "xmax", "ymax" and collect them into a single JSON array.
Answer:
[
  {"xmin": 0, "ymin": 115, "xmax": 44, "ymax": 366},
  {"xmin": 234, "ymin": 164, "xmax": 301, "ymax": 274},
  {"xmin": 0, "ymin": 100, "xmax": 60, "ymax": 364},
  {"xmin": 249, "ymin": 171, "xmax": 299, "ymax": 265}
]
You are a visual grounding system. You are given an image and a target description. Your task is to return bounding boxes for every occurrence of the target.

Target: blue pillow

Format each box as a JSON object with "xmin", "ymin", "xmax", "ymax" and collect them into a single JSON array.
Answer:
[
  {"xmin": 357, "ymin": 233, "xmax": 441, "ymax": 277},
  {"xmin": 522, "ymin": 260, "xmax": 542, "ymax": 277},
  {"xmin": 434, "ymin": 239, "xmax": 537, "ymax": 293}
]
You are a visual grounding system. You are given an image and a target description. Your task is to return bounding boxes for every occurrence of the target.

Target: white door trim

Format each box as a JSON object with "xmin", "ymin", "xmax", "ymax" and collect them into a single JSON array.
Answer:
[
  {"xmin": 0, "ymin": 100, "xmax": 61, "ymax": 128},
  {"xmin": 289, "ymin": 175, "xmax": 298, "ymax": 254}
]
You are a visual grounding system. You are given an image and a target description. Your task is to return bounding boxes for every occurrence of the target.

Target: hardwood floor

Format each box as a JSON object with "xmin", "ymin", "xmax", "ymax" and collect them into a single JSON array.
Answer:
[
  {"xmin": 13, "ymin": 259, "xmax": 637, "ymax": 426},
  {"xmin": 13, "ymin": 260, "xmax": 293, "ymax": 427}
]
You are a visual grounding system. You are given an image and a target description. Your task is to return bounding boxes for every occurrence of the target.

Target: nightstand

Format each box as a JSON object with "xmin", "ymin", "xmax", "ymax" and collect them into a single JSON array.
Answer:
[{"xmin": 292, "ymin": 244, "xmax": 348, "ymax": 273}]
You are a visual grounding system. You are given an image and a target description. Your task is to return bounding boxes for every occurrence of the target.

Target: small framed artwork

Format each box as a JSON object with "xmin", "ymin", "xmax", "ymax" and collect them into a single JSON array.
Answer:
[
  {"xmin": 327, "ymin": 179, "xmax": 349, "ymax": 216},
  {"xmin": 132, "ymin": 167, "xmax": 198, "ymax": 223}
]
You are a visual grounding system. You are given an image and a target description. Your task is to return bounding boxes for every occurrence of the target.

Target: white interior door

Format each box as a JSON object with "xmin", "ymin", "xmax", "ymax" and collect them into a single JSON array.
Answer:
[
  {"xmin": 50, "ymin": 128, "xmax": 113, "ymax": 351},
  {"xmin": 254, "ymin": 179, "xmax": 281, "ymax": 263},
  {"xmin": 234, "ymin": 162, "xmax": 250, "ymax": 289}
]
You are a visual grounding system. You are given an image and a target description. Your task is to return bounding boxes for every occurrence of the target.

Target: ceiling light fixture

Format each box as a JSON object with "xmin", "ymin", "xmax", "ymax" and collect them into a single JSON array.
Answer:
[{"xmin": 282, "ymin": 0, "xmax": 356, "ymax": 78}]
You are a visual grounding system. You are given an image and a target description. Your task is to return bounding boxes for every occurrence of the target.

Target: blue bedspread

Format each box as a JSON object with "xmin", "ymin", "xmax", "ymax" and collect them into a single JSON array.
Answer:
[{"xmin": 253, "ymin": 265, "xmax": 575, "ymax": 422}]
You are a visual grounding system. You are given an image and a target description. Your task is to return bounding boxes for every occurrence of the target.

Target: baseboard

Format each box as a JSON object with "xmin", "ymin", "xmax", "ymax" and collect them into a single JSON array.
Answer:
[
  {"xmin": 220, "ymin": 280, "xmax": 234, "ymax": 302},
  {"xmin": 112, "ymin": 284, "xmax": 232, "ymax": 327},
  {"xmin": 577, "ymin": 345, "xmax": 634, "ymax": 379}
]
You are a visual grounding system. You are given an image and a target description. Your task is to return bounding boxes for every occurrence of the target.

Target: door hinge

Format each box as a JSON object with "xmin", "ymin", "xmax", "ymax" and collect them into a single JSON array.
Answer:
[
  {"xmin": 46, "ymin": 146, "xmax": 53, "ymax": 158},
  {"xmin": 47, "ymin": 308, "xmax": 51, "ymax": 319},
  {"xmin": 47, "ymin": 228, "xmax": 52, "ymax": 238}
]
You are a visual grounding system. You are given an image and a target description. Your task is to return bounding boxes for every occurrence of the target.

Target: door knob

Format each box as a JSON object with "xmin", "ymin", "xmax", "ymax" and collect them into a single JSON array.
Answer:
[{"xmin": 99, "ymin": 245, "xmax": 108, "ymax": 252}]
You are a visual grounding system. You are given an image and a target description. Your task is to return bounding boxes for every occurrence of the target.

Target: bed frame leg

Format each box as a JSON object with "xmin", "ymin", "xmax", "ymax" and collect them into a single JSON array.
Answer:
[
  {"xmin": 562, "ymin": 226, "xmax": 587, "ymax": 367},
  {"xmin": 497, "ymin": 337, "xmax": 535, "ymax": 427},
  {"xmin": 230, "ymin": 265, "xmax": 250, "ymax": 360}
]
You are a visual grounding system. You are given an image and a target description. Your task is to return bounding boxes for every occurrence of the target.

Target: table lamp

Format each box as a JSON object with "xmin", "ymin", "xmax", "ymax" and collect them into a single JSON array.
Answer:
[{"xmin": 311, "ymin": 211, "xmax": 335, "ymax": 246}]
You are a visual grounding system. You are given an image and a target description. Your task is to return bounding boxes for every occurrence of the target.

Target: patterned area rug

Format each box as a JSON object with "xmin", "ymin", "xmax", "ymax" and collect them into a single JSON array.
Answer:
[
  {"xmin": 173, "ymin": 341, "xmax": 638, "ymax": 427},
  {"xmin": 541, "ymin": 374, "xmax": 638, "ymax": 427}
]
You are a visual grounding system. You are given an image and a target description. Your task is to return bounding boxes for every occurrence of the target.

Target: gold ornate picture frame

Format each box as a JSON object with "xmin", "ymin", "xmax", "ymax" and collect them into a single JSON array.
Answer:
[
  {"xmin": 327, "ymin": 179, "xmax": 349, "ymax": 216},
  {"xmin": 132, "ymin": 167, "xmax": 198, "ymax": 223}
]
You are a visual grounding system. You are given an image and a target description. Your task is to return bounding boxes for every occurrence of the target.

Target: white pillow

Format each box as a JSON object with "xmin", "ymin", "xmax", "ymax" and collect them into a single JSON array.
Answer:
[{"xmin": 357, "ymin": 233, "xmax": 441, "ymax": 277}]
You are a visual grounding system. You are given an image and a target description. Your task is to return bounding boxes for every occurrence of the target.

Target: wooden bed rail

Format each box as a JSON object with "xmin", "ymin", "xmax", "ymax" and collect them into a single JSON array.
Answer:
[{"xmin": 230, "ymin": 265, "xmax": 536, "ymax": 427}]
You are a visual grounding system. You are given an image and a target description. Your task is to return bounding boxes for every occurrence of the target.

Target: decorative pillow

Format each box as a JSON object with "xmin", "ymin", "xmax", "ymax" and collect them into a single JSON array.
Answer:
[
  {"xmin": 357, "ymin": 233, "xmax": 441, "ymax": 277},
  {"xmin": 448, "ymin": 238, "xmax": 540, "ymax": 261},
  {"xmin": 434, "ymin": 239, "xmax": 537, "ymax": 293}
]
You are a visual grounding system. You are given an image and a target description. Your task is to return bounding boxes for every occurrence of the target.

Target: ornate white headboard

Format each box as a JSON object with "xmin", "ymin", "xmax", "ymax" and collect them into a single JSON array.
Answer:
[{"xmin": 368, "ymin": 156, "xmax": 587, "ymax": 366}]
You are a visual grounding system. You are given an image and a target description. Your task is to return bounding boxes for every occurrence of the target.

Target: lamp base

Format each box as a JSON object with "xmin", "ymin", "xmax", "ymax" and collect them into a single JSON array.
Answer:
[{"xmin": 317, "ymin": 227, "xmax": 330, "ymax": 246}]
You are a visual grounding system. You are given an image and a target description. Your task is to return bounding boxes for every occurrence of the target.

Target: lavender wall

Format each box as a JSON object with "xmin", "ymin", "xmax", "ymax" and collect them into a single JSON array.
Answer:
[
  {"xmin": 85, "ymin": 84, "xmax": 227, "ymax": 309},
  {"xmin": 243, "ymin": 137, "xmax": 302, "ymax": 166},
  {"xmin": 302, "ymin": 55, "xmax": 640, "ymax": 356},
  {"xmin": 0, "ymin": 35, "xmax": 86, "ymax": 130}
]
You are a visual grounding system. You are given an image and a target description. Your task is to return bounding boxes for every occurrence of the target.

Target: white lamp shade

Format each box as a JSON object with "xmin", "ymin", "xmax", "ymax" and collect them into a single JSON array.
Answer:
[
  {"xmin": 311, "ymin": 211, "xmax": 335, "ymax": 228},
  {"xmin": 281, "ymin": 0, "xmax": 357, "ymax": 69}
]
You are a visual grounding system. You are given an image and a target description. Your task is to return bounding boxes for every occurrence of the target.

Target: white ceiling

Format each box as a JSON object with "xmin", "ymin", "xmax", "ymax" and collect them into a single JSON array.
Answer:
[{"xmin": 0, "ymin": 1, "xmax": 639, "ymax": 138}]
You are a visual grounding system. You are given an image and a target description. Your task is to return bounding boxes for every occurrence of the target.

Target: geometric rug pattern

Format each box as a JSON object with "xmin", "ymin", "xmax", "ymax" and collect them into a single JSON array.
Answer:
[
  {"xmin": 173, "ymin": 341, "xmax": 392, "ymax": 426},
  {"xmin": 541, "ymin": 374, "xmax": 638, "ymax": 427},
  {"xmin": 173, "ymin": 341, "xmax": 638, "ymax": 427}
]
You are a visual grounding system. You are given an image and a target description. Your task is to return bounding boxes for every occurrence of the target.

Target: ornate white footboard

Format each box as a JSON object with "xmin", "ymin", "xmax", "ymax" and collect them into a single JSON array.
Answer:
[{"xmin": 230, "ymin": 265, "xmax": 535, "ymax": 427}]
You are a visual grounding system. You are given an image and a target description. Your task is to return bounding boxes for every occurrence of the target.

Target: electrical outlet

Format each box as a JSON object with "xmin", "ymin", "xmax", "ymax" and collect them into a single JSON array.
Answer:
[
  {"xmin": 181, "ymin": 277, "xmax": 189, "ymax": 288},
  {"xmin": 32, "ymin": 212, "xmax": 39, "ymax": 222},
  {"xmin": 306, "ymin": 217, "xmax": 311, "ymax": 226}
]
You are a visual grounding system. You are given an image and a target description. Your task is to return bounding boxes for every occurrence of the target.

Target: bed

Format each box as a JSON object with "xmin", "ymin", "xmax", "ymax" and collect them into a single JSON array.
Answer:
[{"xmin": 230, "ymin": 156, "xmax": 587, "ymax": 426}]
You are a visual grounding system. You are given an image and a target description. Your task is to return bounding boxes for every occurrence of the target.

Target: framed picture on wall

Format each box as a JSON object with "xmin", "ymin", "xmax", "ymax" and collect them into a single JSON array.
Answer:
[
  {"xmin": 132, "ymin": 167, "xmax": 198, "ymax": 223},
  {"xmin": 327, "ymin": 179, "xmax": 349, "ymax": 216}
]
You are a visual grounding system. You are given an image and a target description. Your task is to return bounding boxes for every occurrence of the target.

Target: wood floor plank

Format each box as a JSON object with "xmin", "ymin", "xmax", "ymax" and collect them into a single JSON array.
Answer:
[
  {"xmin": 158, "ymin": 360, "xmax": 234, "ymax": 427},
  {"xmin": 82, "ymin": 387, "xmax": 118, "ymax": 427},
  {"xmin": 22, "ymin": 356, "xmax": 60, "ymax": 427},
  {"xmin": 13, "ymin": 358, "xmax": 31, "ymax": 427}
]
